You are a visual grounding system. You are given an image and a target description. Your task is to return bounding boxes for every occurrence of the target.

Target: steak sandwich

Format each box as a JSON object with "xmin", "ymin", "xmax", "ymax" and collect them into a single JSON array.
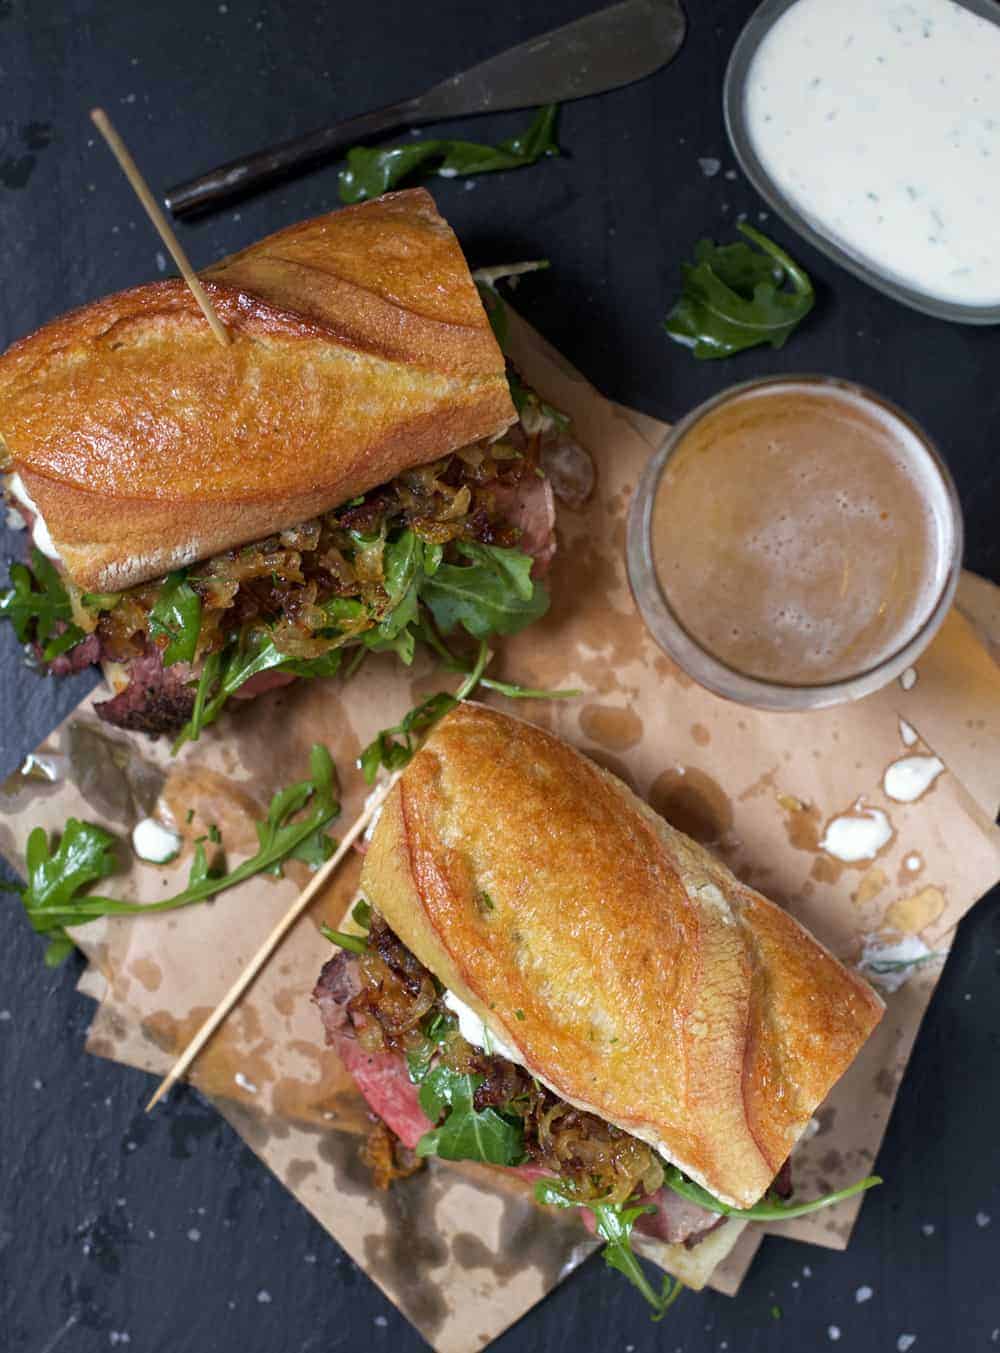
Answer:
[
  {"xmin": 0, "ymin": 190, "xmax": 556, "ymax": 740},
  {"xmin": 314, "ymin": 704, "xmax": 885, "ymax": 1307}
]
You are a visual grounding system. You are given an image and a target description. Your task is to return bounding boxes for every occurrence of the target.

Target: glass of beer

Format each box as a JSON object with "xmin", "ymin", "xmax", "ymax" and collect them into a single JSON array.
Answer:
[{"xmin": 626, "ymin": 376, "xmax": 962, "ymax": 710}]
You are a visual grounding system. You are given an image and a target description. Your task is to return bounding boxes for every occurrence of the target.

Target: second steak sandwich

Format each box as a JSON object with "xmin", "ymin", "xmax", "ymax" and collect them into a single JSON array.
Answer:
[
  {"xmin": 0, "ymin": 190, "xmax": 555, "ymax": 741},
  {"xmin": 315, "ymin": 705, "xmax": 885, "ymax": 1309}
]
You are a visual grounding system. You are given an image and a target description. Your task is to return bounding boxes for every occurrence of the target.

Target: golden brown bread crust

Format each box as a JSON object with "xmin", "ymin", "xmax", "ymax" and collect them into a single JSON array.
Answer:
[
  {"xmin": 0, "ymin": 190, "xmax": 514, "ymax": 590},
  {"xmin": 361, "ymin": 704, "xmax": 883, "ymax": 1209}
]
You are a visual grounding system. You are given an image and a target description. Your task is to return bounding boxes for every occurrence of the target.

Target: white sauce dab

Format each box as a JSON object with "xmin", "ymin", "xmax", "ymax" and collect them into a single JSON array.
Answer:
[
  {"xmin": 820, "ymin": 801, "xmax": 892, "ymax": 862},
  {"xmin": 857, "ymin": 933, "xmax": 939, "ymax": 993},
  {"xmin": 744, "ymin": 0, "xmax": 1000, "ymax": 307},
  {"xmin": 883, "ymin": 754, "xmax": 945, "ymax": 802},
  {"xmin": 898, "ymin": 718, "xmax": 919, "ymax": 747},
  {"xmin": 234, "ymin": 1072, "xmax": 258, "ymax": 1094},
  {"xmin": 5, "ymin": 473, "xmax": 61, "ymax": 562},
  {"xmin": 443, "ymin": 991, "xmax": 521, "ymax": 1065},
  {"xmin": 131, "ymin": 817, "xmax": 182, "ymax": 864},
  {"xmin": 900, "ymin": 667, "xmax": 918, "ymax": 691}
]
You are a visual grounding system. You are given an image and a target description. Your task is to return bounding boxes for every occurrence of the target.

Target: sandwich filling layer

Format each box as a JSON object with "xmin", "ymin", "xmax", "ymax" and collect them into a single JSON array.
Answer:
[
  {"xmin": 313, "ymin": 909, "xmax": 754, "ymax": 1251},
  {"xmin": 2, "ymin": 400, "xmax": 557, "ymax": 736}
]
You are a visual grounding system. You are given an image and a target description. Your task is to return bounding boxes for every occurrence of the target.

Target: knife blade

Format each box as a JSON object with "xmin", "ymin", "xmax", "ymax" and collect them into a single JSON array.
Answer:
[{"xmin": 165, "ymin": 0, "xmax": 686, "ymax": 216}]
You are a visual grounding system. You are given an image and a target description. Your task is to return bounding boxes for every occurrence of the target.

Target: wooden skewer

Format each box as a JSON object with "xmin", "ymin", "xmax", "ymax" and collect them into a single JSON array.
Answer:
[
  {"xmin": 90, "ymin": 107, "xmax": 231, "ymax": 349},
  {"xmin": 145, "ymin": 771, "xmax": 401, "ymax": 1111}
]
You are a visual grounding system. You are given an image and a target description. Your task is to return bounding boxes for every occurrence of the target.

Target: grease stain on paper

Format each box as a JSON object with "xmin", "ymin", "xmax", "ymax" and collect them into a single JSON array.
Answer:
[
  {"xmin": 884, "ymin": 886, "xmax": 946, "ymax": 934},
  {"xmin": 579, "ymin": 704, "xmax": 643, "ymax": 751},
  {"xmin": 852, "ymin": 867, "xmax": 888, "ymax": 907},
  {"xmin": 648, "ymin": 766, "xmax": 734, "ymax": 846}
]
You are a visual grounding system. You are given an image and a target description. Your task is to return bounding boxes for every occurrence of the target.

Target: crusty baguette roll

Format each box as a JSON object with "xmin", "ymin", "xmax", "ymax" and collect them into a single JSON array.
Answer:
[
  {"xmin": 0, "ymin": 189, "xmax": 514, "ymax": 591},
  {"xmin": 362, "ymin": 704, "xmax": 883, "ymax": 1210}
]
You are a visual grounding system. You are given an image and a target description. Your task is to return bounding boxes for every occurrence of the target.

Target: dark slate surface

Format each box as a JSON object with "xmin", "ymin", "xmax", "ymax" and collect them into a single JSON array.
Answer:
[{"xmin": 1, "ymin": 1, "xmax": 998, "ymax": 1350}]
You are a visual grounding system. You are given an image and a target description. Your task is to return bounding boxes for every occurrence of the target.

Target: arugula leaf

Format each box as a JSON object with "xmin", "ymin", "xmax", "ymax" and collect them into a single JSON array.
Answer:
[
  {"xmin": 338, "ymin": 105, "xmax": 560, "ymax": 204},
  {"xmin": 0, "ymin": 547, "xmax": 85, "ymax": 660},
  {"xmin": 11, "ymin": 745, "xmax": 340, "ymax": 964},
  {"xmin": 422, "ymin": 543, "xmax": 549, "ymax": 640},
  {"xmin": 664, "ymin": 224, "xmax": 815, "ymax": 359},
  {"xmin": 175, "ymin": 540, "xmax": 548, "ymax": 755},
  {"xmin": 415, "ymin": 1063, "xmax": 525, "ymax": 1166},
  {"xmin": 357, "ymin": 633, "xmax": 578, "ymax": 784},
  {"xmin": 359, "ymin": 691, "xmax": 459, "ymax": 784},
  {"xmin": 147, "ymin": 570, "xmax": 202, "ymax": 666},
  {"xmin": 405, "ymin": 1008, "xmax": 458, "ymax": 1084},
  {"xmin": 80, "ymin": 590, "xmax": 121, "ymax": 611},
  {"xmin": 320, "ymin": 924, "xmax": 367, "ymax": 955},
  {"xmin": 174, "ymin": 630, "xmax": 348, "ymax": 751},
  {"xmin": 662, "ymin": 1165, "xmax": 881, "ymax": 1220},
  {"xmin": 351, "ymin": 897, "xmax": 372, "ymax": 930},
  {"xmin": 534, "ymin": 1180, "xmax": 682, "ymax": 1319}
]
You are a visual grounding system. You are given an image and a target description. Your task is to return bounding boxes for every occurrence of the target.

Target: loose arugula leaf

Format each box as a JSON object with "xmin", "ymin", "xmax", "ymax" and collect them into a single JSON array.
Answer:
[
  {"xmin": 422, "ymin": 543, "xmax": 549, "ymax": 640},
  {"xmin": 357, "ymin": 633, "xmax": 577, "ymax": 784},
  {"xmin": 0, "ymin": 547, "xmax": 84, "ymax": 659},
  {"xmin": 147, "ymin": 570, "xmax": 202, "ymax": 666},
  {"xmin": 534, "ymin": 1180, "xmax": 682, "ymax": 1319},
  {"xmin": 595, "ymin": 1200, "xmax": 684, "ymax": 1321},
  {"xmin": 338, "ymin": 105, "xmax": 560, "ymax": 204},
  {"xmin": 478, "ymin": 675, "xmax": 579, "ymax": 700},
  {"xmin": 664, "ymin": 224, "xmax": 815, "ymax": 359},
  {"xmin": 415, "ymin": 1063, "xmax": 525, "ymax": 1166},
  {"xmin": 12, "ymin": 745, "xmax": 340, "ymax": 964},
  {"xmin": 662, "ymin": 1165, "xmax": 881, "ymax": 1220},
  {"xmin": 320, "ymin": 924, "xmax": 368, "ymax": 955},
  {"xmin": 358, "ymin": 691, "xmax": 459, "ymax": 784}
]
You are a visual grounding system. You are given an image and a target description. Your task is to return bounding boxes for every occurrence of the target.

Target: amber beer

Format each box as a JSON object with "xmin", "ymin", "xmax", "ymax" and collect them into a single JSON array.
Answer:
[{"xmin": 627, "ymin": 378, "xmax": 962, "ymax": 710}]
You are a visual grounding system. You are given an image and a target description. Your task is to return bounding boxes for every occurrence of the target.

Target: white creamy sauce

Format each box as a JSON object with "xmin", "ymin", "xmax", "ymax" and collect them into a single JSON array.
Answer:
[
  {"xmin": 745, "ymin": 0, "xmax": 1000, "ymax": 306},
  {"xmin": 883, "ymin": 753, "xmax": 946, "ymax": 801},
  {"xmin": 898, "ymin": 718, "xmax": 919, "ymax": 747},
  {"xmin": 820, "ymin": 800, "xmax": 893, "ymax": 861},
  {"xmin": 234, "ymin": 1071, "xmax": 259, "ymax": 1094},
  {"xmin": 5, "ymin": 473, "xmax": 61, "ymax": 561},
  {"xmin": 900, "ymin": 666, "xmax": 918, "ymax": 691},
  {"xmin": 443, "ymin": 991, "xmax": 521, "ymax": 1064},
  {"xmin": 131, "ymin": 817, "xmax": 182, "ymax": 864},
  {"xmin": 857, "ymin": 932, "xmax": 938, "ymax": 993}
]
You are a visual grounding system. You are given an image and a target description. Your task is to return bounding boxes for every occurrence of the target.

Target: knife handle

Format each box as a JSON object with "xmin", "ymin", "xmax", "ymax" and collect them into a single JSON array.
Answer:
[{"xmin": 164, "ymin": 97, "xmax": 424, "ymax": 217}]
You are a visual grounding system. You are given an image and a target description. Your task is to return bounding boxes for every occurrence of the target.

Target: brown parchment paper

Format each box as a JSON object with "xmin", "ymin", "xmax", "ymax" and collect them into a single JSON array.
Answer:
[{"xmin": 3, "ymin": 309, "xmax": 1000, "ymax": 1350}]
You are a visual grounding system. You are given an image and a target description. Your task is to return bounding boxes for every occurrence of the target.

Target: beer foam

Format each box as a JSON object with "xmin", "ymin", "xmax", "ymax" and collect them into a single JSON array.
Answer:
[{"xmin": 652, "ymin": 382, "xmax": 954, "ymax": 686}]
